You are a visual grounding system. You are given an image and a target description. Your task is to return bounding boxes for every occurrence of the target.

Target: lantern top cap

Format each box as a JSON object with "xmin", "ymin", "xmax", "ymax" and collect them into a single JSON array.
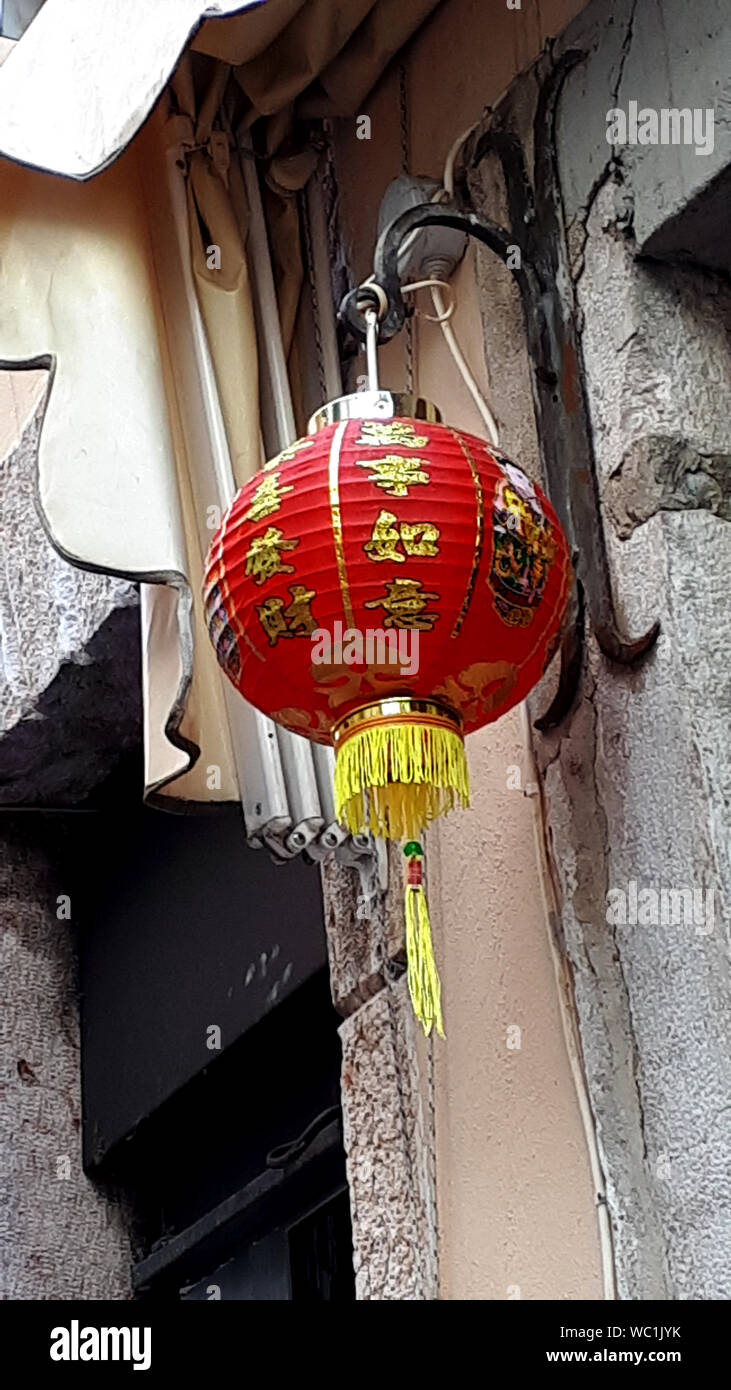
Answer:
[{"xmin": 307, "ymin": 391, "xmax": 441, "ymax": 434}]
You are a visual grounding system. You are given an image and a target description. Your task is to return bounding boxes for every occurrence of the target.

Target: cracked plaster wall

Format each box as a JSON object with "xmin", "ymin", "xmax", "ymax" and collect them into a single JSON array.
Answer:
[{"xmin": 470, "ymin": 0, "xmax": 731, "ymax": 1298}]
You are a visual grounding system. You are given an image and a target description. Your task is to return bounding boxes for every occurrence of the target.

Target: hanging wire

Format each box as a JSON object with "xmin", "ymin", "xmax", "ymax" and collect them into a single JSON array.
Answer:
[
  {"xmin": 431, "ymin": 282, "xmax": 500, "ymax": 445},
  {"xmin": 430, "ymin": 123, "xmax": 501, "ymax": 443},
  {"xmin": 364, "ymin": 308, "xmax": 380, "ymax": 391}
]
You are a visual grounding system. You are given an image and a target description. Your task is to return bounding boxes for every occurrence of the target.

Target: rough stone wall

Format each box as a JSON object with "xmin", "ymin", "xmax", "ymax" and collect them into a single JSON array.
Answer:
[
  {"xmin": 321, "ymin": 852, "xmax": 438, "ymax": 1300},
  {"xmin": 0, "ymin": 372, "xmax": 139, "ymax": 1296},
  {"xmin": 0, "ymin": 819, "xmax": 133, "ymax": 1298},
  {"xmin": 470, "ymin": 0, "xmax": 731, "ymax": 1299},
  {"xmin": 0, "ymin": 374, "xmax": 140, "ymax": 804},
  {"xmin": 340, "ymin": 979, "xmax": 437, "ymax": 1301}
]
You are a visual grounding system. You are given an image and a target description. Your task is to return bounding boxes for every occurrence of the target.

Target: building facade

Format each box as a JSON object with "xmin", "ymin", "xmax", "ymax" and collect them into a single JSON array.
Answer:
[{"xmin": 1, "ymin": 0, "xmax": 729, "ymax": 1301}]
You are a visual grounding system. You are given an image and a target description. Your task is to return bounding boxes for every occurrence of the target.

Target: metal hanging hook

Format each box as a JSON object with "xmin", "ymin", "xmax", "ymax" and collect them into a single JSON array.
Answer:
[{"xmin": 364, "ymin": 307, "xmax": 380, "ymax": 391}]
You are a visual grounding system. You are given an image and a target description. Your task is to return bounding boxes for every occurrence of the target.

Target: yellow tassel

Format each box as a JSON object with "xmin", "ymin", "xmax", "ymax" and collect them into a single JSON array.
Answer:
[
  {"xmin": 334, "ymin": 718, "xmax": 469, "ymax": 840},
  {"xmin": 404, "ymin": 843, "xmax": 444, "ymax": 1038}
]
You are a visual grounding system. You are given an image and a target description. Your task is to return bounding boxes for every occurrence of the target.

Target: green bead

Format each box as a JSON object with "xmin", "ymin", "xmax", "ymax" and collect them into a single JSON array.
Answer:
[{"xmin": 404, "ymin": 841, "xmax": 423, "ymax": 859}]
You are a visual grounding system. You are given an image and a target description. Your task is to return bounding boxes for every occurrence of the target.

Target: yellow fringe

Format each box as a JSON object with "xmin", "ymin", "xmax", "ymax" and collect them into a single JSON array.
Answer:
[
  {"xmin": 334, "ymin": 721, "xmax": 470, "ymax": 840},
  {"xmin": 405, "ymin": 883, "xmax": 444, "ymax": 1038}
]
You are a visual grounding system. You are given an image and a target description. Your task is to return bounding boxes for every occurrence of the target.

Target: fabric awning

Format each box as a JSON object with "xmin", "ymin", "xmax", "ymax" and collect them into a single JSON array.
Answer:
[
  {"xmin": 0, "ymin": 0, "xmax": 442, "ymax": 810},
  {"xmin": 0, "ymin": 0, "xmax": 440, "ymax": 179},
  {"xmin": 0, "ymin": 1, "xmax": 263, "ymax": 179}
]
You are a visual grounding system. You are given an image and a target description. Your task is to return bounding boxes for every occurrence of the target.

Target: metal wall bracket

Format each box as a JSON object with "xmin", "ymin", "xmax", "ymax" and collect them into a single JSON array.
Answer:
[{"xmin": 339, "ymin": 48, "xmax": 659, "ymax": 728}]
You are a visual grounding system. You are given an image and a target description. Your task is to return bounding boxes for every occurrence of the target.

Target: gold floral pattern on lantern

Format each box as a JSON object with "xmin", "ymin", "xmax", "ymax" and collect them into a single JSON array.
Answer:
[
  {"xmin": 433, "ymin": 661, "xmax": 517, "ymax": 725},
  {"xmin": 312, "ymin": 661, "xmax": 410, "ymax": 711},
  {"xmin": 272, "ymin": 707, "xmax": 332, "ymax": 742},
  {"xmin": 449, "ymin": 428, "xmax": 484, "ymax": 639}
]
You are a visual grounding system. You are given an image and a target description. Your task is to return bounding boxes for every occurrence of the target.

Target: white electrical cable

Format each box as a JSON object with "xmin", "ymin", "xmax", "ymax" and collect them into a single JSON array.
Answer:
[
  {"xmin": 354, "ymin": 119, "xmax": 501, "ymax": 442},
  {"xmin": 434, "ymin": 123, "xmax": 502, "ymax": 444},
  {"xmin": 401, "ymin": 276, "xmax": 455, "ymax": 321},
  {"xmin": 442, "ymin": 122, "xmax": 478, "ymax": 199},
  {"xmin": 520, "ymin": 699, "xmax": 618, "ymax": 1302},
  {"xmin": 400, "ymin": 270, "xmax": 500, "ymax": 444},
  {"xmin": 430, "ymin": 283, "xmax": 500, "ymax": 445}
]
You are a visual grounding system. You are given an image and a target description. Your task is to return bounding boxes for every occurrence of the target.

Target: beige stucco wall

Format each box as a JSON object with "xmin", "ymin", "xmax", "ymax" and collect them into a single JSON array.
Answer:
[{"xmin": 333, "ymin": 0, "xmax": 605, "ymax": 1298}]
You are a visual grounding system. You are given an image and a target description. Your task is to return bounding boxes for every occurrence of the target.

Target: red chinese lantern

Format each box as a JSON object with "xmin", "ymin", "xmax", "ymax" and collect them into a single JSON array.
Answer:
[{"xmin": 204, "ymin": 393, "xmax": 571, "ymax": 1035}]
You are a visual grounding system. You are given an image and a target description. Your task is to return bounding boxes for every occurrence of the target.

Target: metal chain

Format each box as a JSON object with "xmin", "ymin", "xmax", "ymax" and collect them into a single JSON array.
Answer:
[
  {"xmin": 398, "ymin": 60, "xmax": 415, "ymax": 395},
  {"xmin": 301, "ymin": 182, "xmax": 327, "ymax": 405},
  {"xmin": 398, "ymin": 60, "xmax": 409, "ymax": 174}
]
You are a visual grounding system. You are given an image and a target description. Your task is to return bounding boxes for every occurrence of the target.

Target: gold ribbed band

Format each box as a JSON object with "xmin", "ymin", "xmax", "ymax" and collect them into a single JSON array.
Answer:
[
  {"xmin": 332, "ymin": 697, "xmax": 462, "ymax": 744},
  {"xmin": 327, "ymin": 420, "xmax": 354, "ymax": 627},
  {"xmin": 449, "ymin": 427, "xmax": 484, "ymax": 639},
  {"xmin": 332, "ymin": 698, "xmax": 470, "ymax": 840}
]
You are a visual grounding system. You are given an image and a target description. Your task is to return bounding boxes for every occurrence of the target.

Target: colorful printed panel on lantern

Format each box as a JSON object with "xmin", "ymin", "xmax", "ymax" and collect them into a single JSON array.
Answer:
[
  {"xmin": 203, "ymin": 416, "xmax": 571, "ymax": 746},
  {"xmin": 488, "ymin": 466, "xmax": 558, "ymax": 627},
  {"xmin": 204, "ymin": 581, "xmax": 242, "ymax": 683}
]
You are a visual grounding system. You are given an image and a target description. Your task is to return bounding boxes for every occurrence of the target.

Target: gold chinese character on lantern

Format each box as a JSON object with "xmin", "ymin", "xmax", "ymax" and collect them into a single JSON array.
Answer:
[
  {"xmin": 364, "ymin": 577, "xmax": 440, "ymax": 630},
  {"xmin": 363, "ymin": 510, "xmax": 401, "ymax": 563},
  {"xmin": 400, "ymin": 520, "xmax": 440, "ymax": 558},
  {"xmin": 244, "ymin": 526, "xmax": 299, "ymax": 586},
  {"xmin": 356, "ymin": 454, "xmax": 430, "ymax": 498},
  {"xmin": 256, "ymin": 585, "xmax": 318, "ymax": 646},
  {"xmin": 355, "ymin": 421, "xmax": 429, "ymax": 449},
  {"xmin": 256, "ymin": 596, "xmax": 288, "ymax": 646},
  {"xmin": 245, "ymin": 472, "xmax": 294, "ymax": 522},
  {"xmin": 283, "ymin": 585, "xmax": 318, "ymax": 637},
  {"xmin": 364, "ymin": 509, "xmax": 441, "ymax": 563},
  {"xmin": 263, "ymin": 438, "xmax": 315, "ymax": 472}
]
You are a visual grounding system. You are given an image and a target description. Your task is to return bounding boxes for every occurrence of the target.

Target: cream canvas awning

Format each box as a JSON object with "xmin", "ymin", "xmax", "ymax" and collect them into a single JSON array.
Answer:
[
  {"xmin": 0, "ymin": 0, "xmax": 440, "ymax": 179},
  {"xmin": 0, "ymin": 2, "xmax": 262, "ymax": 178},
  {"xmin": 0, "ymin": 0, "xmax": 442, "ymax": 816}
]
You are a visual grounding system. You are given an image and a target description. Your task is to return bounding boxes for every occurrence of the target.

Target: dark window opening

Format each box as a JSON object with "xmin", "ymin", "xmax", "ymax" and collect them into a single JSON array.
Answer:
[{"xmin": 68, "ymin": 756, "xmax": 353, "ymax": 1301}]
